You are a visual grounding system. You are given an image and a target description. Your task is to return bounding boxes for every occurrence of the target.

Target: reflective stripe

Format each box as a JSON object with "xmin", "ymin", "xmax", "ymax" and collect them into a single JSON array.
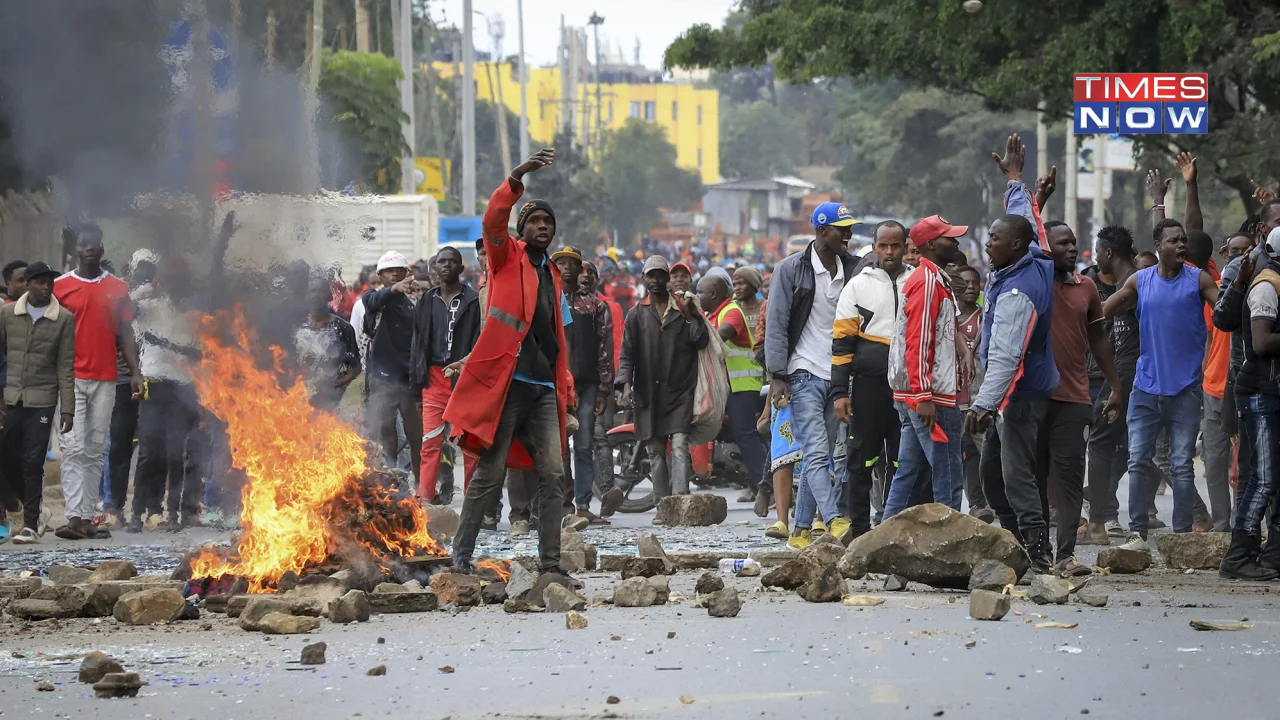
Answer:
[
  {"xmin": 487, "ymin": 306, "xmax": 528, "ymax": 333},
  {"xmin": 716, "ymin": 300, "xmax": 764, "ymax": 393},
  {"xmin": 727, "ymin": 369, "xmax": 759, "ymax": 379}
]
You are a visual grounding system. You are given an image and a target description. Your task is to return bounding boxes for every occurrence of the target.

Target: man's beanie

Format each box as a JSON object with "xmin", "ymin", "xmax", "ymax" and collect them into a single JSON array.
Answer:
[{"xmin": 516, "ymin": 200, "xmax": 556, "ymax": 235}]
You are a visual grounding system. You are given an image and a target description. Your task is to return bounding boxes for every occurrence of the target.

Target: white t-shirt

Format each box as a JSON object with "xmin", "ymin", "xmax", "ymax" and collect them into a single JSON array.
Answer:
[
  {"xmin": 787, "ymin": 251, "xmax": 845, "ymax": 380},
  {"xmin": 133, "ymin": 290, "xmax": 197, "ymax": 383},
  {"xmin": 1248, "ymin": 281, "xmax": 1279, "ymax": 322},
  {"xmin": 27, "ymin": 304, "xmax": 47, "ymax": 323}
]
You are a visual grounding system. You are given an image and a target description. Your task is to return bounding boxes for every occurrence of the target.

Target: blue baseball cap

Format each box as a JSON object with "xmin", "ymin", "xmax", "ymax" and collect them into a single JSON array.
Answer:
[{"xmin": 811, "ymin": 202, "xmax": 859, "ymax": 229}]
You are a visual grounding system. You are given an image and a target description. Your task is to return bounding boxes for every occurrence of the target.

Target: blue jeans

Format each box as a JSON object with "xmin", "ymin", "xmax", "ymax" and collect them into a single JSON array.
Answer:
[
  {"xmin": 789, "ymin": 371, "xmax": 844, "ymax": 529},
  {"xmin": 1126, "ymin": 385, "xmax": 1202, "ymax": 534},
  {"xmin": 883, "ymin": 401, "xmax": 964, "ymax": 517},
  {"xmin": 571, "ymin": 383, "xmax": 598, "ymax": 508},
  {"xmin": 1233, "ymin": 393, "xmax": 1280, "ymax": 536}
]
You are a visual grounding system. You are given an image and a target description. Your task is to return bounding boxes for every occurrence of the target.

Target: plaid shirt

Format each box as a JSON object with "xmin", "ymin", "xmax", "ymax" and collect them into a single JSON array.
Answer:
[{"xmin": 571, "ymin": 287, "xmax": 614, "ymax": 388}]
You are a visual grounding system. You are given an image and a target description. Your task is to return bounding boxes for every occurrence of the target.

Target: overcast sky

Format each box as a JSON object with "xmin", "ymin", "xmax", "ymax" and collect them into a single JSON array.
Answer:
[{"xmin": 433, "ymin": 0, "xmax": 737, "ymax": 70}]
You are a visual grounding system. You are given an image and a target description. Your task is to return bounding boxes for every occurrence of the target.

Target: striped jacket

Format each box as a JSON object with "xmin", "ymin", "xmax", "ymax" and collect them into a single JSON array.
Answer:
[
  {"xmin": 831, "ymin": 264, "xmax": 911, "ymax": 400},
  {"xmin": 888, "ymin": 257, "xmax": 959, "ymax": 408}
]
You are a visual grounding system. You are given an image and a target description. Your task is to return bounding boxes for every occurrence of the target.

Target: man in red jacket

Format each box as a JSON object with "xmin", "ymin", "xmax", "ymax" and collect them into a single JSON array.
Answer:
[{"xmin": 445, "ymin": 149, "xmax": 579, "ymax": 584}]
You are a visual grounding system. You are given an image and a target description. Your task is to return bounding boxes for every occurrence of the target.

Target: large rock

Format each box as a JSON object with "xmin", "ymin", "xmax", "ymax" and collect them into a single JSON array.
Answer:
[
  {"xmin": 1097, "ymin": 545, "xmax": 1152, "ymax": 574},
  {"xmin": 797, "ymin": 565, "xmax": 847, "ymax": 603},
  {"xmin": 0, "ymin": 576, "xmax": 42, "ymax": 600},
  {"xmin": 524, "ymin": 573, "xmax": 577, "ymax": 607},
  {"xmin": 327, "ymin": 590, "xmax": 371, "ymax": 623},
  {"xmin": 706, "ymin": 587, "xmax": 742, "ymax": 617},
  {"xmin": 228, "ymin": 593, "xmax": 321, "ymax": 618},
  {"xmin": 612, "ymin": 577, "xmax": 661, "ymax": 607},
  {"xmin": 48, "ymin": 565, "xmax": 92, "ymax": 586},
  {"xmin": 1028, "ymin": 574, "xmax": 1070, "ymax": 605},
  {"xmin": 1155, "ymin": 533, "xmax": 1231, "ymax": 570},
  {"xmin": 969, "ymin": 590, "xmax": 1011, "ymax": 620},
  {"xmin": 238, "ymin": 597, "xmax": 305, "ymax": 630},
  {"xmin": 481, "ymin": 582, "xmax": 508, "ymax": 605},
  {"xmin": 694, "ymin": 572, "xmax": 724, "ymax": 595},
  {"xmin": 621, "ymin": 557, "xmax": 672, "ymax": 579},
  {"xmin": 561, "ymin": 529, "xmax": 586, "ymax": 553},
  {"xmin": 638, "ymin": 533, "xmax": 672, "ymax": 563},
  {"xmin": 286, "ymin": 577, "xmax": 347, "ymax": 609},
  {"xmin": 373, "ymin": 582, "xmax": 409, "ymax": 594},
  {"xmin": 646, "ymin": 576, "xmax": 671, "ymax": 604},
  {"xmin": 368, "ymin": 591, "xmax": 438, "ymax": 613},
  {"xmin": 561, "ymin": 550, "xmax": 589, "ymax": 573},
  {"xmin": 799, "ymin": 534, "xmax": 846, "ymax": 568},
  {"xmin": 85, "ymin": 560, "xmax": 138, "ymax": 584},
  {"xmin": 429, "ymin": 573, "xmax": 483, "ymax": 607},
  {"xmin": 30, "ymin": 583, "xmax": 121, "ymax": 618},
  {"xmin": 300, "ymin": 642, "xmax": 327, "ymax": 665},
  {"xmin": 503, "ymin": 598, "xmax": 544, "ymax": 613},
  {"xmin": 9, "ymin": 599, "xmax": 77, "ymax": 620},
  {"xmin": 78, "ymin": 651, "xmax": 124, "ymax": 683},
  {"xmin": 506, "ymin": 562, "xmax": 538, "ymax": 602},
  {"xmin": 838, "ymin": 503, "xmax": 1029, "ymax": 587},
  {"xmin": 113, "ymin": 588, "xmax": 187, "ymax": 625},
  {"xmin": 424, "ymin": 504, "xmax": 461, "ymax": 541},
  {"xmin": 761, "ymin": 558, "xmax": 824, "ymax": 590},
  {"xmin": 542, "ymin": 584, "xmax": 587, "ymax": 612},
  {"xmin": 653, "ymin": 494, "xmax": 727, "ymax": 526},
  {"xmin": 256, "ymin": 612, "xmax": 320, "ymax": 635},
  {"xmin": 968, "ymin": 560, "xmax": 1017, "ymax": 592}
]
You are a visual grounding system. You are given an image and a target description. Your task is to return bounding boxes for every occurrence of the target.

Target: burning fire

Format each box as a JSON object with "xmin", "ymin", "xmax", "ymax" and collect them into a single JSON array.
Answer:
[
  {"xmin": 476, "ymin": 558, "xmax": 511, "ymax": 582},
  {"xmin": 188, "ymin": 310, "xmax": 443, "ymax": 591}
]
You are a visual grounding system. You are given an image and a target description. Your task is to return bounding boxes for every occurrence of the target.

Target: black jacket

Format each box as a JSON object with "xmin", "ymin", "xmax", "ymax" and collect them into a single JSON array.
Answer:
[
  {"xmin": 408, "ymin": 284, "xmax": 481, "ymax": 390},
  {"xmin": 362, "ymin": 287, "xmax": 417, "ymax": 384},
  {"xmin": 763, "ymin": 242, "xmax": 863, "ymax": 379}
]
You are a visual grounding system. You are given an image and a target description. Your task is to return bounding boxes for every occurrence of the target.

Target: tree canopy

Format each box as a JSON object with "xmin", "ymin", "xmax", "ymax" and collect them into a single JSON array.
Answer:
[
  {"xmin": 598, "ymin": 119, "xmax": 704, "ymax": 246},
  {"xmin": 665, "ymin": 0, "xmax": 1280, "ymax": 211},
  {"xmin": 319, "ymin": 50, "xmax": 409, "ymax": 193}
]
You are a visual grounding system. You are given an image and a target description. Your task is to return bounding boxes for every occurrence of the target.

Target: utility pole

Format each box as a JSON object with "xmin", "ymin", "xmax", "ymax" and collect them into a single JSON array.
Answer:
[
  {"xmin": 1064, "ymin": 126, "xmax": 1077, "ymax": 232},
  {"xmin": 1092, "ymin": 137, "xmax": 1106, "ymax": 238},
  {"xmin": 588, "ymin": 12, "xmax": 604, "ymax": 155},
  {"xmin": 490, "ymin": 13, "xmax": 511, "ymax": 173},
  {"xmin": 421, "ymin": 14, "xmax": 449, "ymax": 193},
  {"xmin": 355, "ymin": 0, "xmax": 371, "ymax": 52},
  {"xmin": 517, "ymin": 0, "xmax": 529, "ymax": 160},
  {"xmin": 392, "ymin": 0, "xmax": 415, "ymax": 194},
  {"xmin": 301, "ymin": 0, "xmax": 323, "ymax": 192},
  {"xmin": 559, "ymin": 15, "xmax": 571, "ymax": 135},
  {"xmin": 462, "ymin": 0, "xmax": 477, "ymax": 214}
]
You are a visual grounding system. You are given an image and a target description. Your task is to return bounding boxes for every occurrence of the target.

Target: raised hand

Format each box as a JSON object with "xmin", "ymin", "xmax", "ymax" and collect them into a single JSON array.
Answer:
[
  {"xmin": 991, "ymin": 133, "xmax": 1026, "ymax": 182},
  {"xmin": 1035, "ymin": 165, "xmax": 1058, "ymax": 210},
  {"xmin": 1251, "ymin": 178, "xmax": 1276, "ymax": 206},
  {"xmin": 1146, "ymin": 168, "xmax": 1172, "ymax": 204},
  {"xmin": 1175, "ymin": 152, "xmax": 1197, "ymax": 184},
  {"xmin": 512, "ymin": 148, "xmax": 556, "ymax": 181}
]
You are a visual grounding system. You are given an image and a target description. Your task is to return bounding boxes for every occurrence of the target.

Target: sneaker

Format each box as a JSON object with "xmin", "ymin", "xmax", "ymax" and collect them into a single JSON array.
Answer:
[
  {"xmin": 828, "ymin": 517, "xmax": 854, "ymax": 545},
  {"xmin": 1119, "ymin": 532, "xmax": 1148, "ymax": 551},
  {"xmin": 1148, "ymin": 513, "xmax": 1167, "ymax": 530},
  {"xmin": 970, "ymin": 506, "xmax": 996, "ymax": 524},
  {"xmin": 764, "ymin": 520, "xmax": 789, "ymax": 539},
  {"xmin": 541, "ymin": 566, "xmax": 584, "ymax": 590},
  {"xmin": 812, "ymin": 520, "xmax": 828, "ymax": 537},
  {"xmin": 1078, "ymin": 522, "xmax": 1110, "ymax": 546},
  {"xmin": 9, "ymin": 527, "xmax": 38, "ymax": 545},
  {"xmin": 600, "ymin": 487, "xmax": 625, "ymax": 518},
  {"xmin": 736, "ymin": 488, "xmax": 757, "ymax": 503},
  {"xmin": 787, "ymin": 530, "xmax": 813, "ymax": 550},
  {"xmin": 1104, "ymin": 520, "xmax": 1126, "ymax": 538},
  {"xmin": 510, "ymin": 519, "xmax": 531, "ymax": 537},
  {"xmin": 1054, "ymin": 556, "xmax": 1093, "ymax": 577}
]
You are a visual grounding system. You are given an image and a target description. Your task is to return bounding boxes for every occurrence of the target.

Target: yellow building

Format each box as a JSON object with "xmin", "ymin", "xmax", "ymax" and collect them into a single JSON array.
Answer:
[{"xmin": 431, "ymin": 61, "xmax": 721, "ymax": 185}]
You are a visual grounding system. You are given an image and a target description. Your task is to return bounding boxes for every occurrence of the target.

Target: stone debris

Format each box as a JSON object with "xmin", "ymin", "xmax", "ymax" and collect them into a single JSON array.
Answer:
[
  {"xmin": 638, "ymin": 532, "xmax": 673, "ymax": 564},
  {"xmin": 653, "ymin": 494, "xmax": 728, "ymax": 526},
  {"xmin": 969, "ymin": 589, "xmax": 1011, "ymax": 620},
  {"xmin": 78, "ymin": 651, "xmax": 123, "ymax": 684},
  {"xmin": 93, "ymin": 672, "xmax": 145, "ymax": 698},
  {"xmin": 502, "ymin": 598, "xmax": 544, "ymax": 613},
  {"xmin": 235, "ymin": 596, "xmax": 314, "ymax": 630},
  {"xmin": 439, "ymin": 665, "xmax": 455, "ymax": 673},
  {"xmin": 226, "ymin": 594, "xmax": 321, "ymax": 618},
  {"xmin": 543, "ymin": 584, "xmax": 587, "ymax": 612},
  {"xmin": 327, "ymin": 590, "xmax": 371, "ymax": 624},
  {"xmin": 968, "ymin": 560, "xmax": 1017, "ymax": 592},
  {"xmin": 113, "ymin": 588, "xmax": 187, "ymax": 625},
  {"xmin": 1190, "ymin": 619, "xmax": 1253, "ymax": 631},
  {"xmin": 368, "ymin": 591, "xmax": 439, "ymax": 614},
  {"xmin": 277, "ymin": 571, "xmax": 300, "ymax": 593},
  {"xmin": 506, "ymin": 562, "xmax": 538, "ymax": 601},
  {"xmin": 706, "ymin": 587, "xmax": 742, "ymax": 617},
  {"xmin": 761, "ymin": 558, "xmax": 823, "ymax": 590},
  {"xmin": 481, "ymin": 581, "xmax": 508, "ymax": 605},
  {"xmin": 300, "ymin": 642, "xmax": 327, "ymax": 665},
  {"xmin": 366, "ymin": 665, "xmax": 387, "ymax": 676},
  {"xmin": 612, "ymin": 577, "xmax": 662, "ymax": 607},
  {"xmin": 839, "ymin": 503, "xmax": 1029, "ymax": 586},
  {"xmin": 671, "ymin": 552, "xmax": 746, "ymax": 570},
  {"xmin": 403, "ymin": 579, "xmax": 424, "ymax": 591},
  {"xmin": 607, "ymin": 696, "xmax": 621, "ymax": 704},
  {"xmin": 424, "ymin": 504, "xmax": 461, "ymax": 541},
  {"xmin": 1097, "ymin": 545, "xmax": 1152, "ymax": 574},
  {"xmin": 694, "ymin": 572, "xmax": 724, "ymax": 595},
  {"xmin": 646, "ymin": 576, "xmax": 671, "ymax": 604},
  {"xmin": 48, "ymin": 564, "xmax": 92, "ymax": 586},
  {"xmin": 0, "ymin": 576, "xmax": 43, "ymax": 600},
  {"xmin": 1155, "ymin": 533, "xmax": 1230, "ymax": 570},
  {"xmin": 524, "ymin": 573, "xmax": 577, "ymax": 607},
  {"xmin": 736, "ymin": 564, "xmax": 761, "ymax": 577},
  {"xmin": 257, "ymin": 612, "xmax": 319, "ymax": 634},
  {"xmin": 1028, "ymin": 575, "xmax": 1071, "ymax": 605},
  {"xmin": 841, "ymin": 595, "xmax": 885, "ymax": 606},
  {"xmin": 621, "ymin": 557, "xmax": 672, "ymax": 579},
  {"xmin": 429, "ymin": 573, "xmax": 482, "ymax": 607},
  {"xmin": 36, "ymin": 681, "xmax": 55, "ymax": 692},
  {"xmin": 798, "ymin": 565, "xmax": 847, "ymax": 603},
  {"xmin": 1075, "ymin": 592, "xmax": 1109, "ymax": 608},
  {"xmin": 883, "ymin": 575, "xmax": 909, "ymax": 592},
  {"xmin": 565, "ymin": 610, "xmax": 589, "ymax": 629},
  {"xmin": 9, "ymin": 598, "xmax": 79, "ymax": 620},
  {"xmin": 799, "ymin": 534, "xmax": 846, "ymax": 567},
  {"xmin": 85, "ymin": 560, "xmax": 138, "ymax": 584},
  {"xmin": 561, "ymin": 550, "xmax": 590, "ymax": 573},
  {"xmin": 373, "ymin": 582, "xmax": 409, "ymax": 594}
]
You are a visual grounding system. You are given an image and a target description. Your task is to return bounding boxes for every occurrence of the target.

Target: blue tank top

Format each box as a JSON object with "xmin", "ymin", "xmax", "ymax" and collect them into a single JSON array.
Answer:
[{"xmin": 1133, "ymin": 265, "xmax": 1205, "ymax": 396}]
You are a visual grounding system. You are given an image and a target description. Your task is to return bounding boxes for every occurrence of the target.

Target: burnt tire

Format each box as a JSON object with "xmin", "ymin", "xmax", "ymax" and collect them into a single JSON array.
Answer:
[{"xmin": 592, "ymin": 429, "xmax": 656, "ymax": 513}]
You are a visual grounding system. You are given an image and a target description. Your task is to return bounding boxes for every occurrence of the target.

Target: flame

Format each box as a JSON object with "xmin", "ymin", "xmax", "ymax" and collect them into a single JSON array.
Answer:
[
  {"xmin": 188, "ymin": 309, "xmax": 442, "ymax": 592},
  {"xmin": 476, "ymin": 558, "xmax": 511, "ymax": 582}
]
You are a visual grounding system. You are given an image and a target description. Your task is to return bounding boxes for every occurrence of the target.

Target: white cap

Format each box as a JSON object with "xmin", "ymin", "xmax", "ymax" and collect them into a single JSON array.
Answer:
[
  {"xmin": 1267, "ymin": 227, "xmax": 1280, "ymax": 256},
  {"xmin": 129, "ymin": 248, "xmax": 159, "ymax": 270},
  {"xmin": 376, "ymin": 250, "xmax": 410, "ymax": 272}
]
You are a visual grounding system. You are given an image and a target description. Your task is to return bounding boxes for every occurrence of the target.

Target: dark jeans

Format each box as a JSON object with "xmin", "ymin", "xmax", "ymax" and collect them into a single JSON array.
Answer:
[
  {"xmin": 1037, "ymin": 400, "xmax": 1091, "ymax": 559},
  {"xmin": 1232, "ymin": 393, "xmax": 1280, "ymax": 536},
  {"xmin": 133, "ymin": 381, "xmax": 208, "ymax": 520},
  {"xmin": 366, "ymin": 374, "xmax": 422, "ymax": 482},
  {"xmin": 0, "ymin": 412, "xmax": 22, "ymax": 514},
  {"xmin": 1, "ymin": 404, "xmax": 54, "ymax": 529},
  {"xmin": 726, "ymin": 390, "xmax": 768, "ymax": 497},
  {"xmin": 454, "ymin": 382, "xmax": 565, "ymax": 571},
  {"xmin": 507, "ymin": 469, "xmax": 536, "ymax": 523},
  {"xmin": 1087, "ymin": 377, "xmax": 1130, "ymax": 524},
  {"xmin": 883, "ymin": 401, "xmax": 963, "ymax": 517},
  {"xmin": 106, "ymin": 383, "xmax": 139, "ymax": 516},
  {"xmin": 984, "ymin": 395, "xmax": 1049, "ymax": 538},
  {"xmin": 841, "ymin": 375, "xmax": 900, "ymax": 534},
  {"xmin": 592, "ymin": 388, "xmax": 618, "ymax": 493},
  {"xmin": 569, "ymin": 383, "xmax": 598, "ymax": 508},
  {"xmin": 962, "ymin": 430, "xmax": 986, "ymax": 511},
  {"xmin": 1126, "ymin": 385, "xmax": 1202, "ymax": 535}
]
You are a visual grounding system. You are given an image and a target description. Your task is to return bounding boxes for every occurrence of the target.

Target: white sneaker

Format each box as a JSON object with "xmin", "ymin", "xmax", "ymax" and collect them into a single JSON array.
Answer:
[
  {"xmin": 1104, "ymin": 520, "xmax": 1125, "ymax": 538},
  {"xmin": 1119, "ymin": 532, "xmax": 1148, "ymax": 551},
  {"xmin": 37, "ymin": 506, "xmax": 52, "ymax": 536},
  {"xmin": 10, "ymin": 527, "xmax": 38, "ymax": 545},
  {"xmin": 510, "ymin": 519, "xmax": 531, "ymax": 537}
]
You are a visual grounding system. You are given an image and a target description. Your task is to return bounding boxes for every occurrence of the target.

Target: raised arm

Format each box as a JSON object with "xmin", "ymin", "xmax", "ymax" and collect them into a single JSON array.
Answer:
[
  {"xmin": 1214, "ymin": 252, "xmax": 1254, "ymax": 332},
  {"xmin": 484, "ymin": 149, "xmax": 556, "ymax": 270},
  {"xmin": 1176, "ymin": 152, "xmax": 1202, "ymax": 231},
  {"xmin": 994, "ymin": 133, "xmax": 1047, "ymax": 249},
  {"xmin": 1103, "ymin": 272, "xmax": 1140, "ymax": 318},
  {"xmin": 1146, "ymin": 168, "xmax": 1172, "ymax": 225}
]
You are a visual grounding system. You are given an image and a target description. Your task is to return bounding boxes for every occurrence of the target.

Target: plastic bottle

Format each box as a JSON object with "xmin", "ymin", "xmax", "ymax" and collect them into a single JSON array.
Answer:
[{"xmin": 718, "ymin": 558, "xmax": 760, "ymax": 573}]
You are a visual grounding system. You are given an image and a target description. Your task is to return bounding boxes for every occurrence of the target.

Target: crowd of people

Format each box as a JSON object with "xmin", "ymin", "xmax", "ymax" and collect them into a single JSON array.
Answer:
[{"xmin": 2, "ymin": 136, "xmax": 1279, "ymax": 585}]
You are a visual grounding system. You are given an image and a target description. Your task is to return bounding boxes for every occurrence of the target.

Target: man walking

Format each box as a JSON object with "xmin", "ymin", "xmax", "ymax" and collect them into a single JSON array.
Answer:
[
  {"xmin": 617, "ymin": 256, "xmax": 708, "ymax": 499},
  {"xmin": 54, "ymin": 224, "xmax": 142, "ymax": 540},
  {"xmin": 0, "ymin": 262, "xmax": 74, "ymax": 545},
  {"xmin": 446, "ymin": 149, "xmax": 577, "ymax": 582},
  {"xmin": 362, "ymin": 251, "xmax": 424, "ymax": 485},
  {"xmin": 587, "ymin": 261, "xmax": 625, "ymax": 516},
  {"xmin": 832, "ymin": 220, "xmax": 911, "ymax": 539},
  {"xmin": 764, "ymin": 202, "xmax": 860, "ymax": 548}
]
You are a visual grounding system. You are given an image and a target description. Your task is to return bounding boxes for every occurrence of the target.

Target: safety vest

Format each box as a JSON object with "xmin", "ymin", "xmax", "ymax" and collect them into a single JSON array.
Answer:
[{"xmin": 717, "ymin": 301, "xmax": 764, "ymax": 393}]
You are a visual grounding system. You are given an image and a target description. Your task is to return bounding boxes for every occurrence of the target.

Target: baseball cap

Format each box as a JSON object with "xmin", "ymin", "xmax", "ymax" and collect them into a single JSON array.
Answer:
[
  {"xmin": 376, "ymin": 250, "xmax": 410, "ymax": 272},
  {"xmin": 811, "ymin": 202, "xmax": 859, "ymax": 229},
  {"xmin": 908, "ymin": 215, "xmax": 969, "ymax": 246},
  {"xmin": 24, "ymin": 261, "xmax": 58, "ymax": 282},
  {"xmin": 550, "ymin": 246, "xmax": 583, "ymax": 262},
  {"xmin": 670, "ymin": 260, "xmax": 692, "ymax": 276},
  {"xmin": 642, "ymin": 256, "xmax": 671, "ymax": 276}
]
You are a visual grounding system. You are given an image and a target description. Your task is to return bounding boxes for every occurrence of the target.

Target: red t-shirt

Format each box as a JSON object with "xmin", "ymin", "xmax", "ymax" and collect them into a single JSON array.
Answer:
[
  {"xmin": 53, "ymin": 271, "xmax": 134, "ymax": 381},
  {"xmin": 709, "ymin": 299, "xmax": 751, "ymax": 349},
  {"xmin": 956, "ymin": 308, "xmax": 982, "ymax": 407},
  {"xmin": 1050, "ymin": 274, "xmax": 1103, "ymax": 405}
]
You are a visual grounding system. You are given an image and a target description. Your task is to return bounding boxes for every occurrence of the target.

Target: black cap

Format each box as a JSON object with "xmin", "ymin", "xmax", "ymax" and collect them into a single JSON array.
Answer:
[{"xmin": 24, "ymin": 262, "xmax": 58, "ymax": 281}]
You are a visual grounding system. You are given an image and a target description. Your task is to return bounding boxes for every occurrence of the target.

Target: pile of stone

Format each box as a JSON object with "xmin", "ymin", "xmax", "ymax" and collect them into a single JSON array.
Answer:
[{"xmin": 3, "ymin": 560, "xmax": 197, "ymax": 625}]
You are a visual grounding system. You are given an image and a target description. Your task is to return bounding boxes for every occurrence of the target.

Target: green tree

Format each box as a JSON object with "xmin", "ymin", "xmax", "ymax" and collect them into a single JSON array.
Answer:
[
  {"xmin": 598, "ymin": 119, "xmax": 703, "ymax": 246},
  {"xmin": 720, "ymin": 101, "xmax": 808, "ymax": 179},
  {"xmin": 319, "ymin": 50, "xmax": 409, "ymax": 192},
  {"xmin": 522, "ymin": 132, "xmax": 608, "ymax": 249},
  {"xmin": 665, "ymin": 0, "xmax": 1280, "ymax": 211}
]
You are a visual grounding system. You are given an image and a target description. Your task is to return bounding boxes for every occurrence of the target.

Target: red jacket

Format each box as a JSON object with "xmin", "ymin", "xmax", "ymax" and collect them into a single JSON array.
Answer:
[
  {"xmin": 443, "ymin": 179, "xmax": 574, "ymax": 469},
  {"xmin": 599, "ymin": 292, "xmax": 624, "ymax": 372}
]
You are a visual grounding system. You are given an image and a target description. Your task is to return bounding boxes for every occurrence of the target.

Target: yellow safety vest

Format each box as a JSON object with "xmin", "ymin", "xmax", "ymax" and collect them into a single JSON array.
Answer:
[{"xmin": 717, "ymin": 301, "xmax": 764, "ymax": 394}]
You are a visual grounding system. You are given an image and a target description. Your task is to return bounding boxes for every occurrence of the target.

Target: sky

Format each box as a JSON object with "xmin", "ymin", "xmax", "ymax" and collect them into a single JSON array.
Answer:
[{"xmin": 434, "ymin": 0, "xmax": 737, "ymax": 70}]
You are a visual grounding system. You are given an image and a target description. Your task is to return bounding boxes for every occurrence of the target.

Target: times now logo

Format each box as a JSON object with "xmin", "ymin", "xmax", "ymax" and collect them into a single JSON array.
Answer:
[{"xmin": 1072, "ymin": 73, "xmax": 1208, "ymax": 134}]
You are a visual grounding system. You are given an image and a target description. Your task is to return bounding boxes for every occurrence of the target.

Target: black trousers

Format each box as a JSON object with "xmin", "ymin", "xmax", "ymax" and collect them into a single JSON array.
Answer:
[
  {"xmin": 983, "ymin": 396, "xmax": 1051, "ymax": 539},
  {"xmin": 1, "ymin": 404, "xmax": 55, "ymax": 529},
  {"xmin": 962, "ymin": 430, "xmax": 986, "ymax": 509},
  {"xmin": 366, "ymin": 374, "xmax": 422, "ymax": 482},
  {"xmin": 1036, "ymin": 400, "xmax": 1091, "ymax": 559},
  {"xmin": 0, "ymin": 415, "xmax": 22, "ymax": 513},
  {"xmin": 107, "ymin": 383, "xmax": 139, "ymax": 515},
  {"xmin": 841, "ymin": 375, "xmax": 901, "ymax": 535},
  {"xmin": 133, "ymin": 381, "xmax": 207, "ymax": 520}
]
